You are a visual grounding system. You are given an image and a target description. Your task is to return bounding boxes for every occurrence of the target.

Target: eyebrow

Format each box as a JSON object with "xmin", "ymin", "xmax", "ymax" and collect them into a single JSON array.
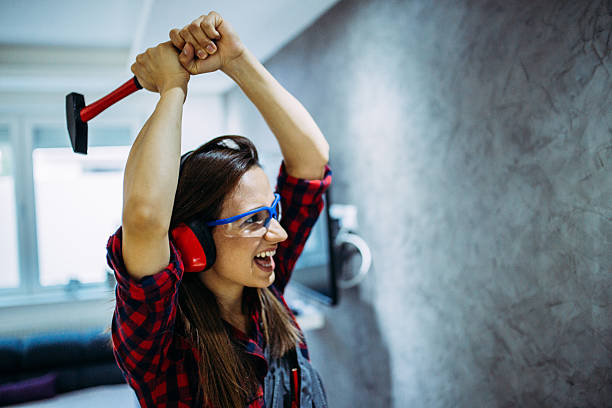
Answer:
[{"xmin": 234, "ymin": 195, "xmax": 276, "ymax": 216}]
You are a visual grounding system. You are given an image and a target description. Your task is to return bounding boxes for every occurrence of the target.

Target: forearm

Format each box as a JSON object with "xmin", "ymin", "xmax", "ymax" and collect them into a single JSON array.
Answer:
[
  {"xmin": 122, "ymin": 88, "xmax": 185, "ymax": 231},
  {"xmin": 222, "ymin": 49, "xmax": 329, "ymax": 179}
]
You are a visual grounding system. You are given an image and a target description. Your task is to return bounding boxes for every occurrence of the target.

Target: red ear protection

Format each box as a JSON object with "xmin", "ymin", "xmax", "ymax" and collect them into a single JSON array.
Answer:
[
  {"xmin": 170, "ymin": 150, "xmax": 217, "ymax": 273},
  {"xmin": 170, "ymin": 219, "xmax": 216, "ymax": 273}
]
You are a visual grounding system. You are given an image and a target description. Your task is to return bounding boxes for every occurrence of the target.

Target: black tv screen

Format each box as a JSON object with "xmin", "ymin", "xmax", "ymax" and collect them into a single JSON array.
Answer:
[{"xmin": 287, "ymin": 190, "xmax": 339, "ymax": 305}]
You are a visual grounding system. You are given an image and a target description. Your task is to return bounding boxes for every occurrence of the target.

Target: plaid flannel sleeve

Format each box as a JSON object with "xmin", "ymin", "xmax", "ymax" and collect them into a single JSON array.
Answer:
[
  {"xmin": 273, "ymin": 161, "xmax": 332, "ymax": 294},
  {"xmin": 106, "ymin": 227, "xmax": 184, "ymax": 384}
]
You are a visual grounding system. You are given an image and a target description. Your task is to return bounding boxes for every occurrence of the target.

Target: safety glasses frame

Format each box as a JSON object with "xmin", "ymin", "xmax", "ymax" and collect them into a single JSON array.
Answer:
[{"xmin": 205, "ymin": 193, "xmax": 281, "ymax": 231}]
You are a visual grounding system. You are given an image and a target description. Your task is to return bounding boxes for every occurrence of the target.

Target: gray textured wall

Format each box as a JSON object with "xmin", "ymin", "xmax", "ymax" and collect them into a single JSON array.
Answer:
[{"xmin": 225, "ymin": 0, "xmax": 612, "ymax": 406}]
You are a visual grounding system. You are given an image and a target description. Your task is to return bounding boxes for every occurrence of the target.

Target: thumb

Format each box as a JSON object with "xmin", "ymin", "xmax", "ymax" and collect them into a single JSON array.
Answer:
[
  {"xmin": 179, "ymin": 42, "xmax": 220, "ymax": 75},
  {"xmin": 179, "ymin": 42, "xmax": 199, "ymax": 74}
]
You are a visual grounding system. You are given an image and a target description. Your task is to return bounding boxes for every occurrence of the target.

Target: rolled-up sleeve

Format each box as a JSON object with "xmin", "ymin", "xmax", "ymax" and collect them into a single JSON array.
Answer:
[
  {"xmin": 106, "ymin": 227, "xmax": 184, "ymax": 384},
  {"xmin": 273, "ymin": 161, "xmax": 332, "ymax": 294}
]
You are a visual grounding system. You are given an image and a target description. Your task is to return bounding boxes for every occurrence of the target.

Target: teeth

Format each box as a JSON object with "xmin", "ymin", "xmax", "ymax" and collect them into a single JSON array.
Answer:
[{"xmin": 255, "ymin": 249, "xmax": 276, "ymax": 258}]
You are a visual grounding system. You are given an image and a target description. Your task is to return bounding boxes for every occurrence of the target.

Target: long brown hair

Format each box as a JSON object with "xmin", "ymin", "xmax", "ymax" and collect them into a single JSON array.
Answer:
[{"xmin": 171, "ymin": 136, "xmax": 303, "ymax": 407}]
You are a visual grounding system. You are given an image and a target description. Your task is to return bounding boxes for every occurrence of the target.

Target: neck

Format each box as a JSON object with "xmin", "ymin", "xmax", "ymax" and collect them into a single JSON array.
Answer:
[{"xmin": 199, "ymin": 269, "xmax": 245, "ymax": 317}]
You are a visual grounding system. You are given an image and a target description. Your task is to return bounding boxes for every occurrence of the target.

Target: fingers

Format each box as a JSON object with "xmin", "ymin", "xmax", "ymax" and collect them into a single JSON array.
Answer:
[
  {"xmin": 177, "ymin": 42, "xmax": 221, "ymax": 75},
  {"xmin": 170, "ymin": 26, "xmax": 208, "ymax": 59},
  {"xmin": 130, "ymin": 43, "xmax": 188, "ymax": 93},
  {"xmin": 187, "ymin": 21, "xmax": 217, "ymax": 59},
  {"xmin": 201, "ymin": 11, "xmax": 222, "ymax": 40},
  {"xmin": 130, "ymin": 60, "xmax": 156, "ymax": 92},
  {"xmin": 169, "ymin": 28, "xmax": 185, "ymax": 50},
  {"xmin": 171, "ymin": 12, "xmax": 223, "ymax": 60}
]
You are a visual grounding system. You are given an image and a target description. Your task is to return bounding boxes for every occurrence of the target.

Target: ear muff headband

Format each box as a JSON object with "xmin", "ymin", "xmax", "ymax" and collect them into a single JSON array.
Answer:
[{"xmin": 170, "ymin": 150, "xmax": 217, "ymax": 273}]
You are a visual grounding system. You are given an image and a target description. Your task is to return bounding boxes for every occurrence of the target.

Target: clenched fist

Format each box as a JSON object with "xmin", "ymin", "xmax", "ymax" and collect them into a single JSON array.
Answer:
[
  {"xmin": 169, "ymin": 11, "xmax": 245, "ymax": 75},
  {"xmin": 130, "ymin": 41, "xmax": 190, "ymax": 94}
]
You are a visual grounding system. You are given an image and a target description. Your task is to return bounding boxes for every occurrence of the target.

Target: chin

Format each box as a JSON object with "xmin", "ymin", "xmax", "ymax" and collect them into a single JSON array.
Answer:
[{"xmin": 250, "ymin": 271, "xmax": 275, "ymax": 288}]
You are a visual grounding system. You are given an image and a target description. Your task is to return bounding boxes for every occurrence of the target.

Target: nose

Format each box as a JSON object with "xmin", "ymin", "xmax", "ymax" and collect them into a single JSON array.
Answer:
[{"xmin": 264, "ymin": 218, "xmax": 288, "ymax": 242}]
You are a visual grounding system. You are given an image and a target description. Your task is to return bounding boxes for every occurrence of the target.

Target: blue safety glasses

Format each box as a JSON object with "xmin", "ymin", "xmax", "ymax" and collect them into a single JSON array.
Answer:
[{"xmin": 206, "ymin": 193, "xmax": 282, "ymax": 237}]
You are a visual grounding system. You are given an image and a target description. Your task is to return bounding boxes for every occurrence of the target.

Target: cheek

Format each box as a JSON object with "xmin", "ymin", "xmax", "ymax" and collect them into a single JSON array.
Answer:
[{"xmin": 214, "ymin": 235, "xmax": 258, "ymax": 268}]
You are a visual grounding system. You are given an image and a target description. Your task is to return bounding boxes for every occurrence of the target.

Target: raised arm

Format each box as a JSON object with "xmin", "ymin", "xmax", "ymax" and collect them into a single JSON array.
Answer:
[
  {"xmin": 169, "ymin": 12, "xmax": 329, "ymax": 180},
  {"xmin": 122, "ymin": 42, "xmax": 189, "ymax": 280},
  {"xmin": 106, "ymin": 41, "xmax": 191, "ymax": 387}
]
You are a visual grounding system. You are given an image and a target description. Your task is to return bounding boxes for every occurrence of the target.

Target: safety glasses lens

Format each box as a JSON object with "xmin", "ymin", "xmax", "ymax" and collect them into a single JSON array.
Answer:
[{"xmin": 221, "ymin": 196, "xmax": 282, "ymax": 237}]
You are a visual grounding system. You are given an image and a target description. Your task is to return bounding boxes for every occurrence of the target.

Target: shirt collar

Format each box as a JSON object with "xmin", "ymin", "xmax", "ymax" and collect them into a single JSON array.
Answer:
[{"xmin": 223, "ymin": 287, "xmax": 269, "ymax": 380}]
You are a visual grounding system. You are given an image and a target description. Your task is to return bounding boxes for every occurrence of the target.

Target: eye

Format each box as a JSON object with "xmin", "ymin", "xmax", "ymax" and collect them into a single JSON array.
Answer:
[
  {"xmin": 243, "ymin": 215, "xmax": 257, "ymax": 225},
  {"xmin": 242, "ymin": 212, "xmax": 266, "ymax": 226}
]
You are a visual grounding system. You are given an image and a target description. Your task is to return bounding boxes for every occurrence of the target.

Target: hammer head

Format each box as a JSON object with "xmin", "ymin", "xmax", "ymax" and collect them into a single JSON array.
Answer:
[{"xmin": 66, "ymin": 92, "xmax": 88, "ymax": 154}]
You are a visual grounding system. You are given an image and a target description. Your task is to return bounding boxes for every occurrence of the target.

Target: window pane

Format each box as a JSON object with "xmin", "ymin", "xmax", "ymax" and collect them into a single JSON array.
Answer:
[
  {"xmin": 33, "ymin": 126, "xmax": 130, "ymax": 286},
  {"xmin": 0, "ymin": 126, "xmax": 19, "ymax": 288}
]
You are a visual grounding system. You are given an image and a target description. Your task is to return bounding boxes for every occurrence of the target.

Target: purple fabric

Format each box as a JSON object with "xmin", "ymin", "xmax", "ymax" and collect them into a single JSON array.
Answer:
[{"xmin": 0, "ymin": 373, "xmax": 57, "ymax": 406}]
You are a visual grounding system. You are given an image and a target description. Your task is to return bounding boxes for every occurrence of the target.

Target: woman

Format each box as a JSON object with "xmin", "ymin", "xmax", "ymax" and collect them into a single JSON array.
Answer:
[{"xmin": 106, "ymin": 11, "xmax": 331, "ymax": 408}]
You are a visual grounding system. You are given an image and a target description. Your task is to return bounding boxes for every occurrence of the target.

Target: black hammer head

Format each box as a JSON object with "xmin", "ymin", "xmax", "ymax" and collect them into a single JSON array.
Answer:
[{"xmin": 66, "ymin": 92, "xmax": 88, "ymax": 154}]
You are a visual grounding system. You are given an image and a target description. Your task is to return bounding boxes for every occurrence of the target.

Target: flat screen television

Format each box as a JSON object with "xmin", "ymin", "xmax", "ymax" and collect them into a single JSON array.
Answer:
[{"xmin": 286, "ymin": 190, "xmax": 339, "ymax": 305}]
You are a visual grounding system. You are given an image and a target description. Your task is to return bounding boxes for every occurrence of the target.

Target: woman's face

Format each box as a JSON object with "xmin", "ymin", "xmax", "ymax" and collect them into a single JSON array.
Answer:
[{"xmin": 203, "ymin": 166, "xmax": 288, "ymax": 291}]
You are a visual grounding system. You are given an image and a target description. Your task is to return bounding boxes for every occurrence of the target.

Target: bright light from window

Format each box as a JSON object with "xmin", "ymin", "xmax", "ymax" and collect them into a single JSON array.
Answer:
[{"xmin": 33, "ymin": 143, "xmax": 129, "ymax": 287}]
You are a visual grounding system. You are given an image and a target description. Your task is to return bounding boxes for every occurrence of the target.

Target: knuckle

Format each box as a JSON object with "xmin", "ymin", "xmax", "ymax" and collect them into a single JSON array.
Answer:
[{"xmin": 200, "ymin": 20, "xmax": 213, "ymax": 32}]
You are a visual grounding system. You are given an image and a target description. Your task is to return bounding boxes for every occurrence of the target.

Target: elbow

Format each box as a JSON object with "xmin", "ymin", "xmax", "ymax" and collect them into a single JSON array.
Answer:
[
  {"xmin": 122, "ymin": 201, "xmax": 170, "ymax": 235},
  {"xmin": 307, "ymin": 139, "xmax": 330, "ymax": 178},
  {"xmin": 285, "ymin": 136, "xmax": 330, "ymax": 179}
]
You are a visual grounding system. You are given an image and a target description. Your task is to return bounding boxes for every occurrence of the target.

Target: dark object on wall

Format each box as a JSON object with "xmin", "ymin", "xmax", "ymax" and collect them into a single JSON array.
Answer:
[
  {"xmin": 0, "ymin": 328, "xmax": 125, "ymax": 406},
  {"xmin": 289, "ymin": 189, "xmax": 340, "ymax": 306}
]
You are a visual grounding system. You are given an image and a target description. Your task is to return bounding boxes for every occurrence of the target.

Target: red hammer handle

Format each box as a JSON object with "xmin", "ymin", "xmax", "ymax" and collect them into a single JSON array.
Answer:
[{"xmin": 79, "ymin": 77, "xmax": 142, "ymax": 122}]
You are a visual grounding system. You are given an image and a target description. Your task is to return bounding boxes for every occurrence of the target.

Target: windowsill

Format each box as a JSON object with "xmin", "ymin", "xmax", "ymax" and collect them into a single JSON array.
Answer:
[
  {"xmin": 0, "ymin": 286, "xmax": 116, "ymax": 338},
  {"xmin": 0, "ymin": 285, "xmax": 114, "ymax": 309}
]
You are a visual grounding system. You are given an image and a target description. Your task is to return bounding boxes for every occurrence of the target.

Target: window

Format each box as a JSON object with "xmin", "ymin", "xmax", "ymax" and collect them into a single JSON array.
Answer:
[
  {"xmin": 32, "ymin": 126, "xmax": 130, "ymax": 287},
  {"xmin": 0, "ymin": 125, "xmax": 19, "ymax": 289}
]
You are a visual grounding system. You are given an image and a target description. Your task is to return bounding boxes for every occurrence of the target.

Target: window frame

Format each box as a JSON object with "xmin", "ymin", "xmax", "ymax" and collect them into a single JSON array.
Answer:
[
  {"xmin": 0, "ymin": 113, "xmax": 141, "ymax": 308},
  {"xmin": 0, "ymin": 116, "xmax": 23, "ymax": 294}
]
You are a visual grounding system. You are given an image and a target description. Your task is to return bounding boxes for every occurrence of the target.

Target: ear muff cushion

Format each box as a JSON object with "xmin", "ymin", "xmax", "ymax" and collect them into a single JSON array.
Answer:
[
  {"xmin": 188, "ymin": 218, "xmax": 216, "ymax": 271},
  {"xmin": 170, "ymin": 220, "xmax": 216, "ymax": 273}
]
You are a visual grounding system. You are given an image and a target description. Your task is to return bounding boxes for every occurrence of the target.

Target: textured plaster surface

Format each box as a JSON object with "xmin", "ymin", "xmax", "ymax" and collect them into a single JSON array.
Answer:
[{"xmin": 226, "ymin": 0, "xmax": 612, "ymax": 406}]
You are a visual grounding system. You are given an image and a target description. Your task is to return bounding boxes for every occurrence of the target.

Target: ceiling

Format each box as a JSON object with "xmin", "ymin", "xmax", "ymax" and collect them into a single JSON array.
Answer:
[{"xmin": 0, "ymin": 0, "xmax": 341, "ymax": 94}]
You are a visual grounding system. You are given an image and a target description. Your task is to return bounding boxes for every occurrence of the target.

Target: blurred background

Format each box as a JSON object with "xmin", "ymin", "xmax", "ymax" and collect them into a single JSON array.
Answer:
[{"xmin": 1, "ymin": 0, "xmax": 611, "ymax": 407}]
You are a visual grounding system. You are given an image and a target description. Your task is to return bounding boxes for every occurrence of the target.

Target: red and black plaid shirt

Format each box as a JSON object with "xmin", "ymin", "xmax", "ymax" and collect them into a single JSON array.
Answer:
[{"xmin": 106, "ymin": 161, "xmax": 332, "ymax": 408}]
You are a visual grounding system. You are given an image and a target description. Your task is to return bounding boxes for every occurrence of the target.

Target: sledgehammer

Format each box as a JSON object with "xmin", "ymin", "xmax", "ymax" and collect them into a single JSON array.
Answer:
[{"xmin": 66, "ymin": 76, "xmax": 142, "ymax": 154}]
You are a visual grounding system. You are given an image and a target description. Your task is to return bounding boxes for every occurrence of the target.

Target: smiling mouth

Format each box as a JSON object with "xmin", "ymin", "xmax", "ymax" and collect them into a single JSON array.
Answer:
[{"xmin": 253, "ymin": 255, "xmax": 274, "ymax": 272}]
